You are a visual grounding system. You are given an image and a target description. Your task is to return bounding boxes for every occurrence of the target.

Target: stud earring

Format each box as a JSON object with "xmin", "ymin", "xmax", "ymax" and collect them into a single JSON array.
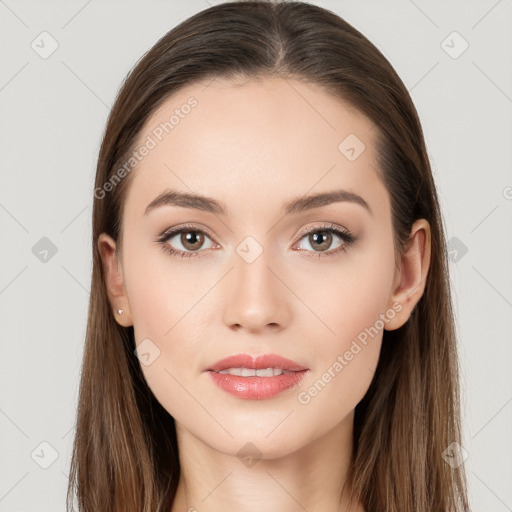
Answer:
[{"xmin": 117, "ymin": 309, "xmax": 124, "ymax": 315}]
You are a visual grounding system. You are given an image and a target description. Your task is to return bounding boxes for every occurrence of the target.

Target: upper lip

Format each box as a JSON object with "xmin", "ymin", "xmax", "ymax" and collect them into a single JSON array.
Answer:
[{"xmin": 206, "ymin": 353, "xmax": 309, "ymax": 372}]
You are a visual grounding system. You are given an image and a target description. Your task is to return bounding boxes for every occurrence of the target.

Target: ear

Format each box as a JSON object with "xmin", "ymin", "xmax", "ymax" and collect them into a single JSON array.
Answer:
[
  {"xmin": 385, "ymin": 219, "xmax": 431, "ymax": 330},
  {"xmin": 97, "ymin": 233, "xmax": 133, "ymax": 327}
]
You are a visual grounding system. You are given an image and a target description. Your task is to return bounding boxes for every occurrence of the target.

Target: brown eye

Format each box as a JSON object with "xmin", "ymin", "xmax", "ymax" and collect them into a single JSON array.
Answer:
[
  {"xmin": 158, "ymin": 226, "xmax": 216, "ymax": 258},
  {"xmin": 180, "ymin": 231, "xmax": 205, "ymax": 251},
  {"xmin": 307, "ymin": 231, "xmax": 333, "ymax": 252},
  {"xmin": 297, "ymin": 229, "xmax": 347, "ymax": 253},
  {"xmin": 293, "ymin": 224, "xmax": 356, "ymax": 258}
]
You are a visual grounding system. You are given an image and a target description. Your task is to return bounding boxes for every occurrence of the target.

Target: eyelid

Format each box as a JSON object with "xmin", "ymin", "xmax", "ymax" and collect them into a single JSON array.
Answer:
[
  {"xmin": 292, "ymin": 222, "xmax": 352, "ymax": 243},
  {"xmin": 157, "ymin": 221, "xmax": 356, "ymax": 257},
  {"xmin": 158, "ymin": 223, "xmax": 217, "ymax": 241},
  {"xmin": 158, "ymin": 222, "xmax": 351, "ymax": 242}
]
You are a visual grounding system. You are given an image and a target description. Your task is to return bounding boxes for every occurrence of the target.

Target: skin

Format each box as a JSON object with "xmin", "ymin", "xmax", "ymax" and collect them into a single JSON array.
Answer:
[{"xmin": 98, "ymin": 76, "xmax": 431, "ymax": 512}]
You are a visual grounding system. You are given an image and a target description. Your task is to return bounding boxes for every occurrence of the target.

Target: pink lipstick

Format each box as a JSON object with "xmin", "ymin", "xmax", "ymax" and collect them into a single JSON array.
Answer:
[{"xmin": 205, "ymin": 353, "xmax": 309, "ymax": 400}]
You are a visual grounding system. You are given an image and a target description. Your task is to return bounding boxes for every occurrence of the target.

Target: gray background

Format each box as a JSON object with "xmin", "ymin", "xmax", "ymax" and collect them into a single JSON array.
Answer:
[{"xmin": 1, "ymin": 0, "xmax": 511, "ymax": 510}]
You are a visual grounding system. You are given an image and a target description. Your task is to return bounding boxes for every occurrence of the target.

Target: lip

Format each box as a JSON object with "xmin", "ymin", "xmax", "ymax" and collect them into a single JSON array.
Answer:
[
  {"xmin": 205, "ymin": 353, "xmax": 309, "ymax": 400},
  {"xmin": 205, "ymin": 353, "xmax": 309, "ymax": 372}
]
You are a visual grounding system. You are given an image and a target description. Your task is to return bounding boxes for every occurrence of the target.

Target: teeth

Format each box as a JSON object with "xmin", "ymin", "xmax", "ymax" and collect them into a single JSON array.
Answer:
[{"xmin": 217, "ymin": 367, "xmax": 293, "ymax": 377}]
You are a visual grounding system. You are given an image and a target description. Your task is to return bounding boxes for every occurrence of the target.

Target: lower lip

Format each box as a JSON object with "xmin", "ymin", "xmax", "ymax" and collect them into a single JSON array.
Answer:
[{"xmin": 207, "ymin": 370, "xmax": 308, "ymax": 400}]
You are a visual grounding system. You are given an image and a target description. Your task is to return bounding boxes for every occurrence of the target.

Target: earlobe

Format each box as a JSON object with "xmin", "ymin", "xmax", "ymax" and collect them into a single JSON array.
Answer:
[
  {"xmin": 385, "ymin": 219, "xmax": 431, "ymax": 331},
  {"xmin": 97, "ymin": 233, "xmax": 133, "ymax": 327}
]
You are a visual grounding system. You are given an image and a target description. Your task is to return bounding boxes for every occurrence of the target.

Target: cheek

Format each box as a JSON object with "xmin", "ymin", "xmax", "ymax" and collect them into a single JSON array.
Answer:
[
  {"xmin": 123, "ymin": 239, "xmax": 206, "ymax": 340},
  {"xmin": 122, "ymin": 245, "xmax": 214, "ymax": 415},
  {"xmin": 296, "ymin": 229, "xmax": 395, "ymax": 346},
  {"xmin": 293, "ymin": 234, "xmax": 395, "ymax": 411},
  {"xmin": 120, "ymin": 222, "xmax": 397, "ymax": 450}
]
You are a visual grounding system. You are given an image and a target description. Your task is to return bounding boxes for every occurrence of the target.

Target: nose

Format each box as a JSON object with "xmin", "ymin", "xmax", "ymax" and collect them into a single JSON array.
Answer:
[{"xmin": 221, "ymin": 247, "xmax": 292, "ymax": 333}]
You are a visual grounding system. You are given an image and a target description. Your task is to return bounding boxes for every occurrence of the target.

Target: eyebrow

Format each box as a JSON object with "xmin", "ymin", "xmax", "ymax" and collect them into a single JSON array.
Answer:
[
  {"xmin": 144, "ymin": 188, "xmax": 372, "ymax": 216},
  {"xmin": 284, "ymin": 189, "xmax": 372, "ymax": 216}
]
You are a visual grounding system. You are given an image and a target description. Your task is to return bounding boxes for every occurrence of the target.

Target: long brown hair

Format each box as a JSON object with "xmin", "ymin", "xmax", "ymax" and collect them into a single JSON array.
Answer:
[{"xmin": 67, "ymin": 1, "xmax": 470, "ymax": 510}]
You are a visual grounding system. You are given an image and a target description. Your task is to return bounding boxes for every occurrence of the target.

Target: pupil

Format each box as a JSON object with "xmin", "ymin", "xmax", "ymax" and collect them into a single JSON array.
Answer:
[
  {"xmin": 311, "ymin": 232, "xmax": 331, "ymax": 251},
  {"xmin": 183, "ymin": 231, "xmax": 203, "ymax": 250}
]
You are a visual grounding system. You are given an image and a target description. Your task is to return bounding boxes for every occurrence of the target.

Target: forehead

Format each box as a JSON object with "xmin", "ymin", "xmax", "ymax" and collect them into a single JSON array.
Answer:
[{"xmin": 123, "ymin": 76, "xmax": 384, "ymax": 218}]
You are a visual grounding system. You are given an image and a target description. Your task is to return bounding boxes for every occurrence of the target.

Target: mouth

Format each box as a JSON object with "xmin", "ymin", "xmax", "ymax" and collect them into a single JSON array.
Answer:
[
  {"xmin": 205, "ymin": 353, "xmax": 309, "ymax": 400},
  {"xmin": 205, "ymin": 352, "xmax": 309, "ymax": 373},
  {"xmin": 213, "ymin": 367, "xmax": 297, "ymax": 377}
]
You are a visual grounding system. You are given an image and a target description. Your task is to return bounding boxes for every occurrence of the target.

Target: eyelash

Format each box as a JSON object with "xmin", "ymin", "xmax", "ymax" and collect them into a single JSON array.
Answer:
[{"xmin": 156, "ymin": 222, "xmax": 357, "ymax": 260}]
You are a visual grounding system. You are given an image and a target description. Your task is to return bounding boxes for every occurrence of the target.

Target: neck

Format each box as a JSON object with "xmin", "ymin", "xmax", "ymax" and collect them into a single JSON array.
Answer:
[{"xmin": 170, "ymin": 410, "xmax": 364, "ymax": 512}]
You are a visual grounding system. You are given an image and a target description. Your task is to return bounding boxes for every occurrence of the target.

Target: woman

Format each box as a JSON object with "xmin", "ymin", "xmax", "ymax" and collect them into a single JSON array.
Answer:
[{"xmin": 67, "ymin": 1, "xmax": 470, "ymax": 511}]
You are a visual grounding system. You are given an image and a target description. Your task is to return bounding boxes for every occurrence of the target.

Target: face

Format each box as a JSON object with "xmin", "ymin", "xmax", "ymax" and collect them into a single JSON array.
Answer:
[{"xmin": 102, "ymin": 76, "xmax": 410, "ymax": 459}]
